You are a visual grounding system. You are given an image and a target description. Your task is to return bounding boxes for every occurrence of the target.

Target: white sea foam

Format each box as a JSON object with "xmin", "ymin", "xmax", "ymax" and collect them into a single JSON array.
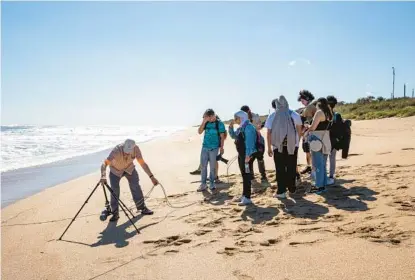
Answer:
[{"xmin": 1, "ymin": 125, "xmax": 184, "ymax": 172}]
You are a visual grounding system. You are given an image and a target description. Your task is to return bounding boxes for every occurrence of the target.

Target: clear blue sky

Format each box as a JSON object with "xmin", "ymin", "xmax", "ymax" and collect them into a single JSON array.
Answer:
[{"xmin": 2, "ymin": 1, "xmax": 415, "ymax": 127}]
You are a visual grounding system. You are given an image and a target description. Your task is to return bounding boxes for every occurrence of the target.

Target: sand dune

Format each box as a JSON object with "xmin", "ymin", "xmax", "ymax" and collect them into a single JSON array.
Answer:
[{"xmin": 2, "ymin": 117, "xmax": 415, "ymax": 280}]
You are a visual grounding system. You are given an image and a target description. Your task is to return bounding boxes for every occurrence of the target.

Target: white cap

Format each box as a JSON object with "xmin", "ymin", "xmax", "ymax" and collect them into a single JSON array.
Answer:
[{"xmin": 123, "ymin": 139, "xmax": 136, "ymax": 154}]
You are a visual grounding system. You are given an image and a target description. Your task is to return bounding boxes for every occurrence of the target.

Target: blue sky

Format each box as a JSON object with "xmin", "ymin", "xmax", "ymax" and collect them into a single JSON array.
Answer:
[{"xmin": 2, "ymin": 1, "xmax": 415, "ymax": 127}]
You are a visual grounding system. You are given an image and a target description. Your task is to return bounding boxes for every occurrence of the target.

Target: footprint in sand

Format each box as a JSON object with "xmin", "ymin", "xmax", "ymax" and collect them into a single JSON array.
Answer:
[
  {"xmin": 194, "ymin": 229, "xmax": 212, "ymax": 236},
  {"xmin": 164, "ymin": 249, "xmax": 179, "ymax": 255},
  {"xmin": 334, "ymin": 222, "xmax": 412, "ymax": 246},
  {"xmin": 143, "ymin": 235, "xmax": 188, "ymax": 247},
  {"xmin": 321, "ymin": 214, "xmax": 344, "ymax": 223},
  {"xmin": 232, "ymin": 270, "xmax": 254, "ymax": 280},
  {"xmin": 200, "ymin": 218, "xmax": 223, "ymax": 228},
  {"xmin": 259, "ymin": 239, "xmax": 280, "ymax": 247},
  {"xmin": 289, "ymin": 240, "xmax": 322, "ymax": 246},
  {"xmin": 377, "ymin": 152, "xmax": 391, "ymax": 155},
  {"xmin": 173, "ymin": 239, "xmax": 192, "ymax": 246},
  {"xmin": 217, "ymin": 247, "xmax": 258, "ymax": 257},
  {"xmin": 235, "ymin": 240, "xmax": 256, "ymax": 247},
  {"xmin": 296, "ymin": 227, "xmax": 323, "ymax": 233}
]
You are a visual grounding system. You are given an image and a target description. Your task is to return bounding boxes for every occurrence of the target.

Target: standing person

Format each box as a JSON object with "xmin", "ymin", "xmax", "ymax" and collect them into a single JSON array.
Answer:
[
  {"xmin": 100, "ymin": 139, "xmax": 159, "ymax": 222},
  {"xmin": 327, "ymin": 95, "xmax": 352, "ymax": 185},
  {"xmin": 304, "ymin": 97, "xmax": 333, "ymax": 194},
  {"xmin": 297, "ymin": 90, "xmax": 317, "ymax": 174},
  {"xmin": 197, "ymin": 109, "xmax": 226, "ymax": 192},
  {"xmin": 190, "ymin": 114, "xmax": 228, "ymax": 184},
  {"xmin": 251, "ymin": 114, "xmax": 268, "ymax": 184},
  {"xmin": 327, "ymin": 95, "xmax": 339, "ymax": 185},
  {"xmin": 266, "ymin": 96, "xmax": 303, "ymax": 198},
  {"xmin": 229, "ymin": 110, "xmax": 258, "ymax": 206}
]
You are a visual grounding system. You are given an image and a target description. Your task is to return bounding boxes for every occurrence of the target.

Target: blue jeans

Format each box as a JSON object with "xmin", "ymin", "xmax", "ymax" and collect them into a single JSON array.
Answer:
[
  {"xmin": 109, "ymin": 170, "xmax": 145, "ymax": 214},
  {"xmin": 311, "ymin": 150, "xmax": 328, "ymax": 188},
  {"xmin": 200, "ymin": 147, "xmax": 219, "ymax": 188}
]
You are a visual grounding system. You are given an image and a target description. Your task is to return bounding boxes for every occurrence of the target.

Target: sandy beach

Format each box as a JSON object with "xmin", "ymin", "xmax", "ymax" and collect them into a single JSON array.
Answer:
[{"xmin": 2, "ymin": 117, "xmax": 415, "ymax": 280}]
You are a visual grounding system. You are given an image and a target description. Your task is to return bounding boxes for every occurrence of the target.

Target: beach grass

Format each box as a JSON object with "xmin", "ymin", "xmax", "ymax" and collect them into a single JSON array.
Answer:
[{"xmin": 337, "ymin": 97, "xmax": 415, "ymax": 120}]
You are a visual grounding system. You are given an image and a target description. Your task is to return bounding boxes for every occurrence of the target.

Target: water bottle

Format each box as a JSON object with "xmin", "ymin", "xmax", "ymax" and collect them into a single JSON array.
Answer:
[{"xmin": 245, "ymin": 163, "xmax": 250, "ymax": 173}]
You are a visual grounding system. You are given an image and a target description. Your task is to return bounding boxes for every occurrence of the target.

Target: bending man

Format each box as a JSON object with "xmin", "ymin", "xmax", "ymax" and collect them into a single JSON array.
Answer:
[{"xmin": 101, "ymin": 139, "xmax": 159, "ymax": 222}]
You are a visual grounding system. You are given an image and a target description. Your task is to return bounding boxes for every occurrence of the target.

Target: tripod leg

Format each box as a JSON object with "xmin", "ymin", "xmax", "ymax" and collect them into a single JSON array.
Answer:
[
  {"xmin": 58, "ymin": 182, "xmax": 100, "ymax": 240},
  {"xmin": 104, "ymin": 182, "xmax": 135, "ymax": 218},
  {"xmin": 105, "ymin": 183, "xmax": 140, "ymax": 234},
  {"xmin": 101, "ymin": 184, "xmax": 110, "ymax": 211}
]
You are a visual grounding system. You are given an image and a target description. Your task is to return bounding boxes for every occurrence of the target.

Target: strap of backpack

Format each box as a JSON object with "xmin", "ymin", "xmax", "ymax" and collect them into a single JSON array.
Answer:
[{"xmin": 215, "ymin": 120, "xmax": 221, "ymax": 148}]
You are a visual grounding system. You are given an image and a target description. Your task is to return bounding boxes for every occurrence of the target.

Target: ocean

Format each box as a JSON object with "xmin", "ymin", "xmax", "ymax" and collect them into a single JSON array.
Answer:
[
  {"xmin": 1, "ymin": 125, "xmax": 185, "ymax": 207},
  {"xmin": 1, "ymin": 125, "xmax": 184, "ymax": 173}
]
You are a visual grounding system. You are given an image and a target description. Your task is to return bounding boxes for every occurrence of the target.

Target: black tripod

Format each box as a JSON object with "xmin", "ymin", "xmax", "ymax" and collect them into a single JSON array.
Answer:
[{"xmin": 58, "ymin": 180, "xmax": 140, "ymax": 241}]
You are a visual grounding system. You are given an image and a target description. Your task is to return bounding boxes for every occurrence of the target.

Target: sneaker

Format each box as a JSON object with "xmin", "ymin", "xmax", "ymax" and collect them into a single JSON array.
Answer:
[
  {"xmin": 209, "ymin": 186, "xmax": 217, "ymax": 192},
  {"xmin": 214, "ymin": 177, "xmax": 223, "ymax": 184},
  {"xmin": 238, "ymin": 196, "xmax": 253, "ymax": 206},
  {"xmin": 109, "ymin": 213, "xmax": 119, "ymax": 222},
  {"xmin": 141, "ymin": 207, "xmax": 154, "ymax": 215},
  {"xmin": 301, "ymin": 166, "xmax": 312, "ymax": 174},
  {"xmin": 190, "ymin": 169, "xmax": 201, "ymax": 175},
  {"xmin": 197, "ymin": 185, "xmax": 207, "ymax": 192},
  {"xmin": 274, "ymin": 192, "xmax": 287, "ymax": 199},
  {"xmin": 316, "ymin": 187, "xmax": 327, "ymax": 194},
  {"xmin": 327, "ymin": 177, "xmax": 335, "ymax": 186}
]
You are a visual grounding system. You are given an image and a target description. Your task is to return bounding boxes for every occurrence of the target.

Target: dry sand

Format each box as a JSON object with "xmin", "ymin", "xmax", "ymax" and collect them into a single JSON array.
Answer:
[{"xmin": 2, "ymin": 117, "xmax": 415, "ymax": 280}]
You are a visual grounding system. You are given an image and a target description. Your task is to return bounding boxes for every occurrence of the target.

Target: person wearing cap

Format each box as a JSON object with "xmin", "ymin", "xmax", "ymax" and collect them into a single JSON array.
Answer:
[
  {"xmin": 190, "ymin": 113, "xmax": 227, "ymax": 183},
  {"xmin": 197, "ymin": 109, "xmax": 226, "ymax": 192},
  {"xmin": 100, "ymin": 139, "xmax": 158, "ymax": 222},
  {"xmin": 297, "ymin": 89, "xmax": 317, "ymax": 175}
]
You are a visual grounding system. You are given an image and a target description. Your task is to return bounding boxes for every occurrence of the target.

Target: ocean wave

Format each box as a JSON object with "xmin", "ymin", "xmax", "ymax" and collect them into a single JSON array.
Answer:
[{"xmin": 1, "ymin": 125, "xmax": 185, "ymax": 172}]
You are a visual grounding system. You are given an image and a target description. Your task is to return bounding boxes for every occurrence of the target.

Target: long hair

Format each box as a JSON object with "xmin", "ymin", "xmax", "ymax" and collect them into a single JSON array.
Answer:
[{"xmin": 317, "ymin": 97, "xmax": 333, "ymax": 120}]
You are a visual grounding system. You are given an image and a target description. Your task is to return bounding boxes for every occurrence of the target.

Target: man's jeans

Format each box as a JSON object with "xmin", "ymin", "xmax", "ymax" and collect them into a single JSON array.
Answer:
[
  {"xmin": 109, "ymin": 170, "xmax": 145, "ymax": 214},
  {"xmin": 311, "ymin": 150, "xmax": 328, "ymax": 188},
  {"xmin": 200, "ymin": 147, "xmax": 219, "ymax": 189}
]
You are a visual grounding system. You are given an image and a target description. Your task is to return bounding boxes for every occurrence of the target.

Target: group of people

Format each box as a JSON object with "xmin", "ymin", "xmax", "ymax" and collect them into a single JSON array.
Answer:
[
  {"xmin": 98, "ymin": 89, "xmax": 351, "ymax": 222},
  {"xmin": 194, "ymin": 90, "xmax": 351, "ymax": 206}
]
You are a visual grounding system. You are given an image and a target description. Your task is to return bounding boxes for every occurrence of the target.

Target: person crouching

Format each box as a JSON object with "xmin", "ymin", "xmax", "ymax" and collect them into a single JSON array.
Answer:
[
  {"xmin": 229, "ymin": 110, "xmax": 258, "ymax": 206},
  {"xmin": 100, "ymin": 139, "xmax": 159, "ymax": 222}
]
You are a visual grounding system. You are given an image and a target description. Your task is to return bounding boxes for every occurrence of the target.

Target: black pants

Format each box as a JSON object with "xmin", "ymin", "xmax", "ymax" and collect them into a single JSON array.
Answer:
[
  {"xmin": 274, "ymin": 147, "xmax": 298, "ymax": 194},
  {"xmin": 251, "ymin": 151, "xmax": 266, "ymax": 179},
  {"xmin": 238, "ymin": 154, "xmax": 255, "ymax": 199}
]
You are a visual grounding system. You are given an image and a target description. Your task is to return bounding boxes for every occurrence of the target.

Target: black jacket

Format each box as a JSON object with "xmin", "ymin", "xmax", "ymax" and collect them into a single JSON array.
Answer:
[{"xmin": 329, "ymin": 112, "xmax": 351, "ymax": 159}]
